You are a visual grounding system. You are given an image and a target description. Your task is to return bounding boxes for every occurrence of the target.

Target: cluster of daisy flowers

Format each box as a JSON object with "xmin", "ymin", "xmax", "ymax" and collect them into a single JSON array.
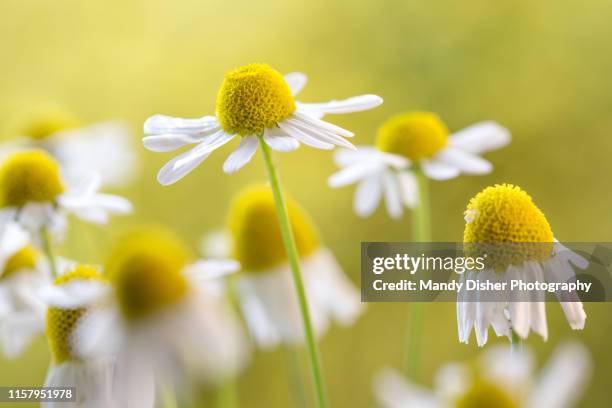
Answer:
[{"xmin": 0, "ymin": 62, "xmax": 593, "ymax": 408}]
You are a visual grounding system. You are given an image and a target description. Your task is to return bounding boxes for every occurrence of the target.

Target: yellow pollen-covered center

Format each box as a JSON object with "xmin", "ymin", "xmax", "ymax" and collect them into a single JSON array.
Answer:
[
  {"xmin": 376, "ymin": 111, "xmax": 449, "ymax": 161},
  {"xmin": 0, "ymin": 150, "xmax": 65, "ymax": 208},
  {"xmin": 216, "ymin": 63, "xmax": 296, "ymax": 136},
  {"xmin": 22, "ymin": 110, "xmax": 78, "ymax": 140},
  {"xmin": 455, "ymin": 381, "xmax": 517, "ymax": 408},
  {"xmin": 229, "ymin": 185, "xmax": 320, "ymax": 272},
  {"xmin": 46, "ymin": 265, "xmax": 105, "ymax": 364},
  {"xmin": 107, "ymin": 229, "xmax": 191, "ymax": 321},
  {"xmin": 1, "ymin": 246, "xmax": 38, "ymax": 279},
  {"xmin": 464, "ymin": 184, "xmax": 554, "ymax": 270}
]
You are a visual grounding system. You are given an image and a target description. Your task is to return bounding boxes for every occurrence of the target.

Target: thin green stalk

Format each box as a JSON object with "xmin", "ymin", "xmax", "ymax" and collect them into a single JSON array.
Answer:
[
  {"xmin": 510, "ymin": 329, "xmax": 522, "ymax": 354},
  {"xmin": 258, "ymin": 135, "xmax": 329, "ymax": 408},
  {"xmin": 40, "ymin": 226, "xmax": 58, "ymax": 277},
  {"xmin": 404, "ymin": 168, "xmax": 430, "ymax": 380}
]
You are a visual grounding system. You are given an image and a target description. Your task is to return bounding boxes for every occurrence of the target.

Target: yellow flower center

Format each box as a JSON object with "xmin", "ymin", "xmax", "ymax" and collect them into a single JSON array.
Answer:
[
  {"xmin": 229, "ymin": 185, "xmax": 319, "ymax": 272},
  {"xmin": 22, "ymin": 109, "xmax": 78, "ymax": 140},
  {"xmin": 46, "ymin": 265, "xmax": 105, "ymax": 364},
  {"xmin": 1, "ymin": 246, "xmax": 38, "ymax": 279},
  {"xmin": 376, "ymin": 111, "xmax": 449, "ymax": 161},
  {"xmin": 216, "ymin": 63, "xmax": 296, "ymax": 136},
  {"xmin": 0, "ymin": 150, "xmax": 65, "ymax": 208},
  {"xmin": 106, "ymin": 229, "xmax": 191, "ymax": 321},
  {"xmin": 455, "ymin": 381, "xmax": 517, "ymax": 408},
  {"xmin": 464, "ymin": 184, "xmax": 554, "ymax": 270}
]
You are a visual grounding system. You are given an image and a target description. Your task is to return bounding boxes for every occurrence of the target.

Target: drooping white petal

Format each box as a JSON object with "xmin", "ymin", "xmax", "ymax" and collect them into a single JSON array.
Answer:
[
  {"xmin": 381, "ymin": 171, "xmax": 403, "ymax": 219},
  {"xmin": 0, "ymin": 311, "xmax": 44, "ymax": 359},
  {"xmin": 353, "ymin": 174, "xmax": 383, "ymax": 217},
  {"xmin": 0, "ymin": 222, "xmax": 29, "ymax": 272},
  {"xmin": 143, "ymin": 134, "xmax": 203, "ymax": 152},
  {"xmin": 263, "ymin": 128, "xmax": 300, "ymax": 152},
  {"xmin": 433, "ymin": 147, "xmax": 493, "ymax": 175},
  {"xmin": 297, "ymin": 94, "xmax": 383, "ymax": 115},
  {"xmin": 277, "ymin": 121, "xmax": 334, "ymax": 150},
  {"xmin": 328, "ymin": 161, "xmax": 383, "ymax": 188},
  {"xmin": 144, "ymin": 114, "xmax": 219, "ymax": 135},
  {"xmin": 222, "ymin": 136, "xmax": 259, "ymax": 174},
  {"xmin": 283, "ymin": 72, "xmax": 307, "ymax": 96},
  {"xmin": 292, "ymin": 111, "xmax": 354, "ymax": 137},
  {"xmin": 449, "ymin": 121, "xmax": 511, "ymax": 154},
  {"xmin": 39, "ymin": 280, "xmax": 110, "ymax": 309},
  {"xmin": 284, "ymin": 117, "xmax": 355, "ymax": 150},
  {"xmin": 396, "ymin": 171, "xmax": 419, "ymax": 209},
  {"xmin": 421, "ymin": 159, "xmax": 461, "ymax": 180},
  {"xmin": 333, "ymin": 146, "xmax": 380, "ymax": 167}
]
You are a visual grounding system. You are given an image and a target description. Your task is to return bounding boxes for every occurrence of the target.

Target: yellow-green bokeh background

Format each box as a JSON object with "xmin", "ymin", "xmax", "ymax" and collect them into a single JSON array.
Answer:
[{"xmin": 1, "ymin": 0, "xmax": 611, "ymax": 406}]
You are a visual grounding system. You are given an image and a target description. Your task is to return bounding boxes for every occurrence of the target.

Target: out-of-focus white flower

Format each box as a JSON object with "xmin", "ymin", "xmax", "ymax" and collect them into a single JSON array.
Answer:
[
  {"xmin": 226, "ymin": 185, "xmax": 364, "ymax": 348},
  {"xmin": 374, "ymin": 342, "xmax": 591, "ymax": 408},
  {"xmin": 1, "ymin": 109, "xmax": 138, "ymax": 188},
  {"xmin": 329, "ymin": 113, "xmax": 510, "ymax": 219},
  {"xmin": 0, "ymin": 150, "xmax": 132, "ymax": 241},
  {"xmin": 0, "ymin": 222, "xmax": 50, "ymax": 358},
  {"xmin": 41, "ymin": 265, "xmax": 116, "ymax": 408},
  {"xmin": 69, "ymin": 229, "xmax": 248, "ymax": 408},
  {"xmin": 458, "ymin": 184, "xmax": 586, "ymax": 346},
  {"xmin": 143, "ymin": 63, "xmax": 382, "ymax": 185}
]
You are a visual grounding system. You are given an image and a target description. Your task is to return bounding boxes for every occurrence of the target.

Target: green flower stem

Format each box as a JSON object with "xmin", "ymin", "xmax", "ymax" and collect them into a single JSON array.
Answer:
[
  {"xmin": 40, "ymin": 225, "xmax": 58, "ymax": 277},
  {"xmin": 511, "ymin": 329, "xmax": 522, "ymax": 354},
  {"xmin": 404, "ymin": 168, "xmax": 430, "ymax": 380},
  {"xmin": 258, "ymin": 135, "xmax": 329, "ymax": 408}
]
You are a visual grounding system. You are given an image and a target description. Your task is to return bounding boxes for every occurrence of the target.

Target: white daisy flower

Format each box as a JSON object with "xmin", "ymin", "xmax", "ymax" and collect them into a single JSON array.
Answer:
[
  {"xmin": 226, "ymin": 185, "xmax": 364, "ymax": 348},
  {"xmin": 0, "ymin": 222, "xmax": 51, "ymax": 358},
  {"xmin": 40, "ymin": 264, "xmax": 116, "ymax": 408},
  {"xmin": 71, "ymin": 229, "xmax": 249, "ymax": 407},
  {"xmin": 143, "ymin": 63, "xmax": 383, "ymax": 185},
  {"xmin": 458, "ymin": 184, "xmax": 587, "ymax": 346},
  {"xmin": 328, "ymin": 112, "xmax": 510, "ymax": 219},
  {"xmin": 374, "ymin": 342, "xmax": 591, "ymax": 408},
  {"xmin": 1, "ymin": 108, "xmax": 139, "ymax": 188},
  {"xmin": 0, "ymin": 150, "xmax": 133, "ymax": 240}
]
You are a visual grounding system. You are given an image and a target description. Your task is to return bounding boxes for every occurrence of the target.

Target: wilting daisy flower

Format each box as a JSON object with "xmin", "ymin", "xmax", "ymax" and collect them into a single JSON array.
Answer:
[
  {"xmin": 42, "ymin": 265, "xmax": 115, "ymax": 408},
  {"xmin": 328, "ymin": 112, "xmax": 510, "ymax": 218},
  {"xmin": 0, "ymin": 150, "xmax": 132, "ymax": 239},
  {"xmin": 458, "ymin": 184, "xmax": 587, "ymax": 346},
  {"xmin": 374, "ymin": 342, "xmax": 591, "ymax": 408},
  {"xmin": 77, "ymin": 229, "xmax": 248, "ymax": 407},
  {"xmin": 227, "ymin": 185, "xmax": 363, "ymax": 348},
  {"xmin": 143, "ymin": 63, "xmax": 382, "ymax": 184},
  {"xmin": 0, "ymin": 222, "xmax": 50, "ymax": 357},
  {"xmin": 0, "ymin": 108, "xmax": 138, "ymax": 188}
]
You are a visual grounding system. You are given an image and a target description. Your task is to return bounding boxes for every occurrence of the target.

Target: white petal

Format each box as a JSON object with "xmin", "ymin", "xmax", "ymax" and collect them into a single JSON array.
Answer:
[
  {"xmin": 333, "ymin": 146, "xmax": 380, "ymax": 166},
  {"xmin": 449, "ymin": 121, "xmax": 510, "ymax": 154},
  {"xmin": 381, "ymin": 171, "xmax": 403, "ymax": 219},
  {"xmin": 353, "ymin": 174, "xmax": 383, "ymax": 217},
  {"xmin": 559, "ymin": 302, "xmax": 586, "ymax": 330},
  {"xmin": 143, "ymin": 134, "xmax": 202, "ymax": 152},
  {"xmin": 421, "ymin": 159, "xmax": 460, "ymax": 180},
  {"xmin": 434, "ymin": 147, "xmax": 493, "ymax": 174},
  {"xmin": 263, "ymin": 128, "xmax": 300, "ymax": 152},
  {"xmin": 284, "ymin": 117, "xmax": 355, "ymax": 149},
  {"xmin": 277, "ymin": 121, "xmax": 334, "ymax": 150},
  {"xmin": 0, "ymin": 311, "xmax": 44, "ymax": 359},
  {"xmin": 185, "ymin": 259, "xmax": 240, "ymax": 281},
  {"xmin": 292, "ymin": 111, "xmax": 354, "ymax": 137},
  {"xmin": 397, "ymin": 171, "xmax": 419, "ymax": 209},
  {"xmin": 223, "ymin": 136, "xmax": 259, "ymax": 174},
  {"xmin": 144, "ymin": 114, "xmax": 219, "ymax": 135},
  {"xmin": 39, "ymin": 280, "xmax": 110, "ymax": 308},
  {"xmin": 284, "ymin": 72, "xmax": 307, "ymax": 96},
  {"xmin": 374, "ymin": 368, "xmax": 441, "ymax": 408},
  {"xmin": 297, "ymin": 94, "xmax": 383, "ymax": 114},
  {"xmin": 328, "ymin": 161, "xmax": 383, "ymax": 188}
]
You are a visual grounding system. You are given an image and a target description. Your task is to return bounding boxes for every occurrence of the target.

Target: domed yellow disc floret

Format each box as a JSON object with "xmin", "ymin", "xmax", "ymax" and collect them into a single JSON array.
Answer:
[
  {"xmin": 22, "ymin": 109, "xmax": 78, "ymax": 140},
  {"xmin": 216, "ymin": 63, "xmax": 296, "ymax": 136},
  {"xmin": 106, "ymin": 229, "xmax": 191, "ymax": 321},
  {"xmin": 1, "ymin": 246, "xmax": 38, "ymax": 279},
  {"xmin": 0, "ymin": 150, "xmax": 65, "ymax": 208},
  {"xmin": 464, "ymin": 184, "xmax": 554, "ymax": 269},
  {"xmin": 455, "ymin": 381, "xmax": 517, "ymax": 408},
  {"xmin": 229, "ymin": 185, "xmax": 319, "ymax": 272},
  {"xmin": 46, "ymin": 265, "xmax": 105, "ymax": 364},
  {"xmin": 376, "ymin": 111, "xmax": 449, "ymax": 161}
]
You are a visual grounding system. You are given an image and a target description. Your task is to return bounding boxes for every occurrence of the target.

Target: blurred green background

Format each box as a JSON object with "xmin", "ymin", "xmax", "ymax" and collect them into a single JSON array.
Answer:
[{"xmin": 1, "ymin": 0, "xmax": 611, "ymax": 406}]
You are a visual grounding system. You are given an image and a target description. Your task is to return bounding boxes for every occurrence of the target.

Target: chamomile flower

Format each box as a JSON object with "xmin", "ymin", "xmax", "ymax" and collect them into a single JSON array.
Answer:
[
  {"xmin": 227, "ymin": 185, "xmax": 363, "ymax": 348},
  {"xmin": 42, "ymin": 265, "xmax": 115, "ymax": 408},
  {"xmin": 0, "ymin": 108, "xmax": 138, "ymax": 187},
  {"xmin": 458, "ymin": 184, "xmax": 587, "ymax": 346},
  {"xmin": 328, "ymin": 112, "xmax": 510, "ymax": 218},
  {"xmin": 374, "ymin": 342, "xmax": 591, "ymax": 408},
  {"xmin": 0, "ymin": 222, "xmax": 50, "ymax": 357},
  {"xmin": 75, "ymin": 229, "xmax": 248, "ymax": 407},
  {"xmin": 0, "ymin": 150, "xmax": 132, "ymax": 240},
  {"xmin": 143, "ymin": 63, "xmax": 382, "ymax": 184}
]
